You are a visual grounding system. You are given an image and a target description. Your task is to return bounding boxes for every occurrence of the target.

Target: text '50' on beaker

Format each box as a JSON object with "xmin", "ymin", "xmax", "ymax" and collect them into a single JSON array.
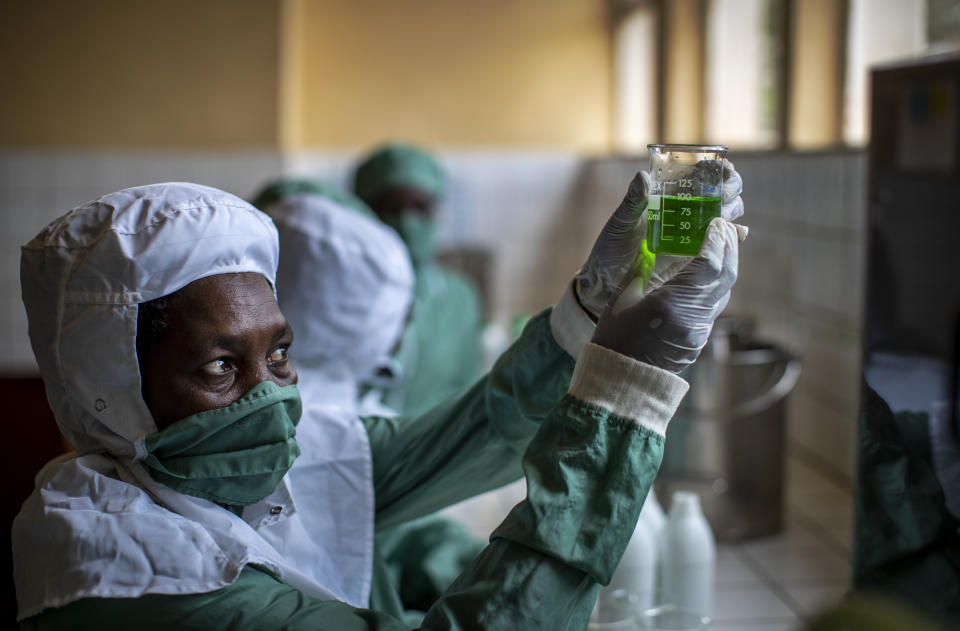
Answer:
[{"xmin": 647, "ymin": 144, "xmax": 727, "ymax": 257}]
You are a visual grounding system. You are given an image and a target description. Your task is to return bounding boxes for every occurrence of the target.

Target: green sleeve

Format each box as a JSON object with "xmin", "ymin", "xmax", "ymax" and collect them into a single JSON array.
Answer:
[
  {"xmin": 421, "ymin": 396, "xmax": 666, "ymax": 629},
  {"xmin": 374, "ymin": 514, "xmax": 486, "ymax": 615},
  {"xmin": 24, "ymin": 386, "xmax": 667, "ymax": 630},
  {"xmin": 364, "ymin": 308, "xmax": 574, "ymax": 530}
]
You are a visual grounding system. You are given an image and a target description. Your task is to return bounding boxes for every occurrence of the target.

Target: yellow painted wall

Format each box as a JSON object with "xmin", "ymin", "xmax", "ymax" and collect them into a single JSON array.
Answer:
[
  {"xmin": 788, "ymin": 0, "xmax": 844, "ymax": 148},
  {"xmin": 0, "ymin": 1, "xmax": 281, "ymax": 148},
  {"xmin": 662, "ymin": 0, "xmax": 704, "ymax": 142},
  {"xmin": 1, "ymin": 1, "xmax": 610, "ymax": 150},
  {"xmin": 286, "ymin": 0, "xmax": 612, "ymax": 151}
]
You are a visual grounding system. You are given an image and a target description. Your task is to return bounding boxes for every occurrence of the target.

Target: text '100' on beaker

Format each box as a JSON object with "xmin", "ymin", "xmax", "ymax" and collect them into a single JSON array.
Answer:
[{"xmin": 647, "ymin": 144, "xmax": 727, "ymax": 257}]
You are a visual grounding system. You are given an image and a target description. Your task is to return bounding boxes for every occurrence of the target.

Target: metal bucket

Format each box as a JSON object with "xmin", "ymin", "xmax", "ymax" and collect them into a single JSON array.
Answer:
[{"xmin": 655, "ymin": 319, "xmax": 801, "ymax": 541}]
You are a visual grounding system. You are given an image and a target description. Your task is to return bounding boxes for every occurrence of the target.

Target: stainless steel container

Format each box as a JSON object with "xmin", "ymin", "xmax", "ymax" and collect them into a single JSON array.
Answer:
[{"xmin": 655, "ymin": 318, "xmax": 801, "ymax": 541}]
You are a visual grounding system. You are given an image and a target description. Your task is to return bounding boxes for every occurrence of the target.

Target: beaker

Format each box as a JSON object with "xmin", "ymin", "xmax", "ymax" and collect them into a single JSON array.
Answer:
[{"xmin": 647, "ymin": 144, "xmax": 727, "ymax": 257}]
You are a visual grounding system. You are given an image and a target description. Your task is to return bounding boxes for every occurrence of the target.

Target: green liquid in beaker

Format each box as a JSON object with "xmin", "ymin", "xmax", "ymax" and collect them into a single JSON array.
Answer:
[{"xmin": 647, "ymin": 195, "xmax": 721, "ymax": 256}]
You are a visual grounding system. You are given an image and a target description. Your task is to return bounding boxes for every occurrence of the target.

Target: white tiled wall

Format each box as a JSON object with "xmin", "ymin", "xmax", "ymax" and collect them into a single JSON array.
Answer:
[
  {"xmin": 736, "ymin": 151, "xmax": 867, "ymax": 483},
  {"xmin": 0, "ymin": 148, "xmax": 868, "ymax": 482},
  {"xmin": 0, "ymin": 149, "xmax": 283, "ymax": 372}
]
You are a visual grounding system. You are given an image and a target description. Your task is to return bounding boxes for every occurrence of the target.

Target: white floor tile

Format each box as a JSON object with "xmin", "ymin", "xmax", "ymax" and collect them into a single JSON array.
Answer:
[
  {"xmin": 799, "ymin": 502, "xmax": 853, "ymax": 533},
  {"xmin": 713, "ymin": 584, "xmax": 797, "ymax": 621},
  {"xmin": 711, "ymin": 621, "xmax": 802, "ymax": 631},
  {"xmin": 785, "ymin": 450, "xmax": 854, "ymax": 500},
  {"xmin": 742, "ymin": 543, "xmax": 851, "ymax": 583},
  {"xmin": 784, "ymin": 504, "xmax": 854, "ymax": 560},
  {"xmin": 786, "ymin": 449, "xmax": 849, "ymax": 479},
  {"xmin": 716, "ymin": 546, "xmax": 765, "ymax": 589},
  {"xmin": 782, "ymin": 581, "xmax": 850, "ymax": 616},
  {"xmin": 786, "ymin": 486, "xmax": 850, "ymax": 510},
  {"xmin": 736, "ymin": 528, "xmax": 822, "ymax": 560},
  {"xmin": 785, "ymin": 471, "xmax": 850, "ymax": 500},
  {"xmin": 821, "ymin": 526, "xmax": 853, "ymax": 556}
]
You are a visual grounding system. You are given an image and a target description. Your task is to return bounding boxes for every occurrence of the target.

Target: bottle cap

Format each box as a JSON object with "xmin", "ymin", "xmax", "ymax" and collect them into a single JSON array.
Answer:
[{"xmin": 669, "ymin": 491, "xmax": 702, "ymax": 518}]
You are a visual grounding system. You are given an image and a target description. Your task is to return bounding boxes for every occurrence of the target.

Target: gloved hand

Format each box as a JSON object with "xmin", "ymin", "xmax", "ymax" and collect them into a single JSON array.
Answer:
[
  {"xmin": 574, "ymin": 161, "xmax": 744, "ymax": 319},
  {"xmin": 591, "ymin": 217, "xmax": 740, "ymax": 373}
]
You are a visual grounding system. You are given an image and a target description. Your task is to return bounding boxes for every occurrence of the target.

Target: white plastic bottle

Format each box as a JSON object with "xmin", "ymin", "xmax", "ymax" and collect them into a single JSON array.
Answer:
[
  {"xmin": 605, "ymin": 510, "xmax": 657, "ymax": 612},
  {"xmin": 640, "ymin": 488, "xmax": 666, "ymax": 540},
  {"xmin": 639, "ymin": 488, "xmax": 667, "ymax": 605},
  {"xmin": 660, "ymin": 491, "xmax": 716, "ymax": 617}
]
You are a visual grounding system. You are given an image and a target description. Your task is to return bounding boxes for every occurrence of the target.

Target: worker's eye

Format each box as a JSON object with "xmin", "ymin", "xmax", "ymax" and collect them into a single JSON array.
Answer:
[
  {"xmin": 268, "ymin": 345, "xmax": 289, "ymax": 364},
  {"xmin": 200, "ymin": 359, "xmax": 230, "ymax": 375}
]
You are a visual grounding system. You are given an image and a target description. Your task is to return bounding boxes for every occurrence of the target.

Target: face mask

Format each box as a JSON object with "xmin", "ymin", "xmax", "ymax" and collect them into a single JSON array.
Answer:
[
  {"xmin": 387, "ymin": 213, "xmax": 436, "ymax": 267},
  {"xmin": 142, "ymin": 381, "xmax": 302, "ymax": 507}
]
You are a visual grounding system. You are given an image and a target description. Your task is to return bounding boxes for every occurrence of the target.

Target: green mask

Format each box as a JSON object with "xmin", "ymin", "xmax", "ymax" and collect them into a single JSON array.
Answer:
[
  {"xmin": 388, "ymin": 213, "xmax": 436, "ymax": 267},
  {"xmin": 142, "ymin": 381, "xmax": 302, "ymax": 507}
]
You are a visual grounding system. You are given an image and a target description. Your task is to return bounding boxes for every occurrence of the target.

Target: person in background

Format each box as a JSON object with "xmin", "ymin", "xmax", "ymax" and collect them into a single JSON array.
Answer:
[
  {"xmin": 264, "ymin": 189, "xmax": 414, "ymax": 420},
  {"xmin": 851, "ymin": 383, "xmax": 960, "ymax": 627},
  {"xmin": 260, "ymin": 188, "xmax": 484, "ymax": 623},
  {"xmin": 251, "ymin": 178, "xmax": 409, "ymax": 413},
  {"xmin": 354, "ymin": 154, "xmax": 745, "ymax": 616},
  {"xmin": 353, "ymin": 142, "xmax": 483, "ymax": 415},
  {"xmin": 251, "ymin": 177, "xmax": 377, "ymax": 223}
]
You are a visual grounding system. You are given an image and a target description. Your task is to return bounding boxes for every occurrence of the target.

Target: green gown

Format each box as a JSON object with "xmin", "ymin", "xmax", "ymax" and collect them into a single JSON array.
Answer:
[
  {"xmin": 21, "ymin": 309, "xmax": 686, "ymax": 630},
  {"xmin": 384, "ymin": 263, "xmax": 483, "ymax": 417}
]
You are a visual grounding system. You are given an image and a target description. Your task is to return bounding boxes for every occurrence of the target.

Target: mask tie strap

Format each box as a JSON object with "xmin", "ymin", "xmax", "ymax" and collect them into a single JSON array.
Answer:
[{"xmin": 133, "ymin": 435, "xmax": 149, "ymax": 461}]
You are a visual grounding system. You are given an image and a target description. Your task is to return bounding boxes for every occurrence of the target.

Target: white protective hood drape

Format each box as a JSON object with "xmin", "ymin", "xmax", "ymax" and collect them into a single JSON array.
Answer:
[
  {"xmin": 268, "ymin": 194, "xmax": 414, "ymax": 416},
  {"xmin": 14, "ymin": 183, "xmax": 376, "ymax": 620}
]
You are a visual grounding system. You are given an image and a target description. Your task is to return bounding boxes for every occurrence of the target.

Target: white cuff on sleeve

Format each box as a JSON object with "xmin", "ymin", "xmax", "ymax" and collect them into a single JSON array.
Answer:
[
  {"xmin": 549, "ymin": 281, "xmax": 597, "ymax": 359},
  {"xmin": 568, "ymin": 343, "xmax": 689, "ymax": 436}
]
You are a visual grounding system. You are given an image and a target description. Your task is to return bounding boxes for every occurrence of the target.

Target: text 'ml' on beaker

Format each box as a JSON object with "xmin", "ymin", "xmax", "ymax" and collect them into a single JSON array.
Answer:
[{"xmin": 647, "ymin": 144, "xmax": 727, "ymax": 257}]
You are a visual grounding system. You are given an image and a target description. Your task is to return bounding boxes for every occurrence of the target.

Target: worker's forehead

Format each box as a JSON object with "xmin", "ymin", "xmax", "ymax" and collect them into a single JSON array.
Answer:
[
  {"xmin": 165, "ymin": 273, "xmax": 285, "ymax": 336},
  {"xmin": 379, "ymin": 186, "xmax": 434, "ymax": 202},
  {"xmin": 373, "ymin": 187, "xmax": 436, "ymax": 214}
]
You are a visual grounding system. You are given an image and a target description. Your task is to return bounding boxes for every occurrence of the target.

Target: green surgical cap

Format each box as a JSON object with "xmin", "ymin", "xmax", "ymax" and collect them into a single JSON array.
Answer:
[
  {"xmin": 353, "ymin": 143, "xmax": 445, "ymax": 205},
  {"xmin": 250, "ymin": 178, "xmax": 375, "ymax": 219}
]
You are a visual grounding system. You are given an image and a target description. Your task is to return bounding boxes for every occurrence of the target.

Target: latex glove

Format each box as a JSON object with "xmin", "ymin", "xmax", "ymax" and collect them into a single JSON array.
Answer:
[
  {"xmin": 574, "ymin": 171, "xmax": 650, "ymax": 318},
  {"xmin": 574, "ymin": 161, "xmax": 744, "ymax": 319},
  {"xmin": 591, "ymin": 217, "xmax": 740, "ymax": 373}
]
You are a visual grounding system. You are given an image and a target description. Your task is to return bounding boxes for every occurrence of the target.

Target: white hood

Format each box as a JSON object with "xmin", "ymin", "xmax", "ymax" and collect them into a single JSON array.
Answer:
[
  {"xmin": 268, "ymin": 194, "xmax": 413, "ymax": 411},
  {"xmin": 21, "ymin": 182, "xmax": 279, "ymax": 457},
  {"xmin": 15, "ymin": 183, "xmax": 374, "ymax": 619}
]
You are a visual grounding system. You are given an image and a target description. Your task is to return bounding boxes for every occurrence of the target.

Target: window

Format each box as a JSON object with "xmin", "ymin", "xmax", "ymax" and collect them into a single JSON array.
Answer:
[
  {"xmin": 844, "ymin": 0, "xmax": 928, "ymax": 146},
  {"xmin": 613, "ymin": 6, "xmax": 658, "ymax": 152},
  {"xmin": 610, "ymin": 0, "xmax": 935, "ymax": 151},
  {"xmin": 705, "ymin": 0, "xmax": 784, "ymax": 149}
]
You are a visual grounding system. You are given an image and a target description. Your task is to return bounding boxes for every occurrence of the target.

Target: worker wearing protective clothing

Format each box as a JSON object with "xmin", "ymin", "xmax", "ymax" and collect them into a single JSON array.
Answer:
[
  {"xmin": 253, "ymin": 179, "xmax": 413, "ymax": 415},
  {"xmin": 352, "ymin": 143, "xmax": 492, "ymax": 618},
  {"xmin": 852, "ymin": 383, "xmax": 960, "ymax": 627},
  {"xmin": 353, "ymin": 143, "xmax": 483, "ymax": 415},
  {"xmin": 14, "ymin": 169, "xmax": 745, "ymax": 628},
  {"xmin": 368, "ymin": 161, "xmax": 747, "ymax": 618},
  {"xmin": 265, "ymin": 191, "xmax": 483, "ymax": 623},
  {"xmin": 265, "ymin": 191, "xmax": 414, "ymax": 418}
]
